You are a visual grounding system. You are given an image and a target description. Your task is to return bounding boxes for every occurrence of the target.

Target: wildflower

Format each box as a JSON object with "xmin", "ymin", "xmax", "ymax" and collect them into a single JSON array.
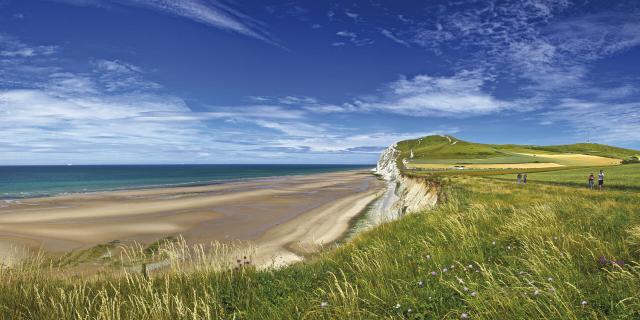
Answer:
[
  {"xmin": 549, "ymin": 288, "xmax": 556, "ymax": 293},
  {"xmin": 470, "ymin": 291, "xmax": 477, "ymax": 297},
  {"xmin": 418, "ymin": 281, "xmax": 424, "ymax": 287},
  {"xmin": 443, "ymin": 268, "xmax": 448, "ymax": 273},
  {"xmin": 616, "ymin": 259, "xmax": 625, "ymax": 267},
  {"xmin": 461, "ymin": 312, "xmax": 469, "ymax": 319},
  {"xmin": 394, "ymin": 303, "xmax": 401, "ymax": 309},
  {"xmin": 407, "ymin": 308, "xmax": 413, "ymax": 313},
  {"xmin": 492, "ymin": 241, "xmax": 496, "ymax": 245},
  {"xmin": 553, "ymin": 236, "xmax": 558, "ymax": 240},
  {"xmin": 533, "ymin": 290, "xmax": 540, "ymax": 296},
  {"xmin": 425, "ymin": 255, "xmax": 431, "ymax": 260},
  {"xmin": 431, "ymin": 271, "xmax": 437, "ymax": 276},
  {"xmin": 518, "ymin": 271, "xmax": 525, "ymax": 275},
  {"xmin": 450, "ymin": 265, "xmax": 455, "ymax": 269},
  {"xmin": 598, "ymin": 256, "xmax": 608, "ymax": 265},
  {"xmin": 581, "ymin": 300, "xmax": 588, "ymax": 306},
  {"xmin": 320, "ymin": 302, "xmax": 329, "ymax": 308},
  {"xmin": 507, "ymin": 246, "xmax": 512, "ymax": 250},
  {"xmin": 468, "ymin": 264, "xmax": 473, "ymax": 269},
  {"xmin": 547, "ymin": 277, "xmax": 553, "ymax": 282}
]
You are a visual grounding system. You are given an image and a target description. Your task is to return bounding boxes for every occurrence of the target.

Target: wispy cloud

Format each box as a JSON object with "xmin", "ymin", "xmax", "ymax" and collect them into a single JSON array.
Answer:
[
  {"xmin": 48, "ymin": 0, "xmax": 276, "ymax": 44},
  {"xmin": 335, "ymin": 30, "xmax": 374, "ymax": 46},
  {"xmin": 543, "ymin": 99, "xmax": 640, "ymax": 144},
  {"xmin": 379, "ymin": 28, "xmax": 410, "ymax": 47},
  {"xmin": 0, "ymin": 34, "xmax": 58, "ymax": 58}
]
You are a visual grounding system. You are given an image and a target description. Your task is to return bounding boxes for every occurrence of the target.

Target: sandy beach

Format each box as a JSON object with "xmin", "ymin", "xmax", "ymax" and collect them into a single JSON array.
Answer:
[{"xmin": 0, "ymin": 170, "xmax": 384, "ymax": 267}]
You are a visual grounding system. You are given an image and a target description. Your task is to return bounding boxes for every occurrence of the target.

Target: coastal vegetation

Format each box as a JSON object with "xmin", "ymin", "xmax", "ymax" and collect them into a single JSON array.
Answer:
[{"xmin": 1, "ymin": 136, "xmax": 639, "ymax": 319}]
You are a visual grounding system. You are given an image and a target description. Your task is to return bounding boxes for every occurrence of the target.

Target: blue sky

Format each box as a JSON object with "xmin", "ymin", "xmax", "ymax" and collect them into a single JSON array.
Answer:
[{"xmin": 0, "ymin": 0, "xmax": 639, "ymax": 164}]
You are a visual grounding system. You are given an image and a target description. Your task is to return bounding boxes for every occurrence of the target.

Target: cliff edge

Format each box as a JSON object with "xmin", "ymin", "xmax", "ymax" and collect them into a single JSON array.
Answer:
[{"xmin": 372, "ymin": 141, "xmax": 437, "ymax": 223}]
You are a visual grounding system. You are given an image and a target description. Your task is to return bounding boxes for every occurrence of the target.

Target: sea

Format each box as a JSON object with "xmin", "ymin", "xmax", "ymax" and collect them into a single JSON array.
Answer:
[{"xmin": 0, "ymin": 164, "xmax": 372, "ymax": 199}]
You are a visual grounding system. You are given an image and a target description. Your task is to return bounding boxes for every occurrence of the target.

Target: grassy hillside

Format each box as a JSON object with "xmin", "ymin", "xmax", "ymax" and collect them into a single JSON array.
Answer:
[
  {"xmin": 2, "ymin": 172, "xmax": 640, "ymax": 319},
  {"xmin": 396, "ymin": 135, "xmax": 638, "ymax": 169},
  {"xmin": 396, "ymin": 135, "xmax": 502, "ymax": 160},
  {"xmin": 491, "ymin": 163, "xmax": 640, "ymax": 190}
]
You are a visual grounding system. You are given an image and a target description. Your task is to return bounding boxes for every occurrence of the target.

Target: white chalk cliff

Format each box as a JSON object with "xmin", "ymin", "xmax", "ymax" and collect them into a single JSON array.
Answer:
[{"xmin": 372, "ymin": 140, "xmax": 438, "ymax": 223}]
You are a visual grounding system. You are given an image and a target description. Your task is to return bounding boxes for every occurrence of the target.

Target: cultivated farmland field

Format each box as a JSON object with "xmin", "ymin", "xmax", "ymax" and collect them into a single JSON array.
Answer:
[
  {"xmin": 490, "ymin": 163, "xmax": 640, "ymax": 190},
  {"xmin": 400, "ymin": 135, "xmax": 630, "ymax": 171}
]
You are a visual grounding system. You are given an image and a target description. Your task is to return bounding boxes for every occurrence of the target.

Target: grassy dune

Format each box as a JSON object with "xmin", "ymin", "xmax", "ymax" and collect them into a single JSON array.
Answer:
[{"xmin": 2, "ymin": 170, "xmax": 640, "ymax": 319}]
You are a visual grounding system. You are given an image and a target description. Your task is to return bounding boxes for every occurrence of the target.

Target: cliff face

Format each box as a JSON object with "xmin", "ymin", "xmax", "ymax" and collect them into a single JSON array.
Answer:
[
  {"xmin": 372, "ymin": 143, "xmax": 437, "ymax": 223},
  {"xmin": 376, "ymin": 144, "xmax": 400, "ymax": 181}
]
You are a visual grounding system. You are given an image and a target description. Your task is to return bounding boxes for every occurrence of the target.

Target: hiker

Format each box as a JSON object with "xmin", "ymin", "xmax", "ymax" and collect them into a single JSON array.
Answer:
[
  {"xmin": 588, "ymin": 173, "xmax": 595, "ymax": 189},
  {"xmin": 598, "ymin": 169, "xmax": 605, "ymax": 190},
  {"xmin": 523, "ymin": 174, "xmax": 527, "ymax": 184},
  {"xmin": 517, "ymin": 173, "xmax": 522, "ymax": 184}
]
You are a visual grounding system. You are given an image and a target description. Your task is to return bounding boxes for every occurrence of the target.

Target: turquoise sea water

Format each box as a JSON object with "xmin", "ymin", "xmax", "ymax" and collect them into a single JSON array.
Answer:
[{"xmin": 0, "ymin": 164, "xmax": 372, "ymax": 199}]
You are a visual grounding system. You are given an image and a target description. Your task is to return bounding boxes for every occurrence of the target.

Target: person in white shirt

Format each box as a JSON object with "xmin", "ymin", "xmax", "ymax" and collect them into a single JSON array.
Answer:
[{"xmin": 598, "ymin": 170, "xmax": 605, "ymax": 190}]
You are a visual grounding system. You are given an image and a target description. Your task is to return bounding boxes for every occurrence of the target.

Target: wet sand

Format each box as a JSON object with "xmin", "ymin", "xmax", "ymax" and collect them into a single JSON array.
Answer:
[{"xmin": 0, "ymin": 170, "xmax": 384, "ymax": 267}]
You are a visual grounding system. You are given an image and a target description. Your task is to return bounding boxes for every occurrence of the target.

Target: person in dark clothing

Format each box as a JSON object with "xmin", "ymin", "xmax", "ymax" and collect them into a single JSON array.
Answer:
[{"xmin": 588, "ymin": 173, "xmax": 595, "ymax": 189}]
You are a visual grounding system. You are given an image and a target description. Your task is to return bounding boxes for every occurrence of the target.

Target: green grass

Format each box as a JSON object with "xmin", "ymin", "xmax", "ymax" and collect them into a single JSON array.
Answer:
[
  {"xmin": 396, "ymin": 135, "xmax": 639, "ymax": 168},
  {"xmin": 525, "ymin": 143, "xmax": 639, "ymax": 160},
  {"xmin": 409, "ymin": 154, "xmax": 540, "ymax": 165},
  {"xmin": 2, "ymin": 173, "xmax": 640, "ymax": 319},
  {"xmin": 490, "ymin": 163, "xmax": 640, "ymax": 190}
]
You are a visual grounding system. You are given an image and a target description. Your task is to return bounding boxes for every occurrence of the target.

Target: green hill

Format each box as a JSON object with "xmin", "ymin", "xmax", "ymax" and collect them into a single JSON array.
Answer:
[{"xmin": 396, "ymin": 135, "xmax": 639, "ymax": 169}]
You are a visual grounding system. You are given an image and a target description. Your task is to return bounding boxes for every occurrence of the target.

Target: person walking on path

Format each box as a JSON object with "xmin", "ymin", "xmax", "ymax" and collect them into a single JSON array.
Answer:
[
  {"xmin": 523, "ymin": 174, "xmax": 527, "ymax": 184},
  {"xmin": 517, "ymin": 173, "xmax": 522, "ymax": 184},
  {"xmin": 588, "ymin": 173, "xmax": 595, "ymax": 189},
  {"xmin": 598, "ymin": 170, "xmax": 605, "ymax": 190}
]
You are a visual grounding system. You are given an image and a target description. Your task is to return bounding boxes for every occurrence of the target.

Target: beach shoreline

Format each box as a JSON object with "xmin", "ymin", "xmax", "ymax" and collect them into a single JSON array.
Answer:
[{"xmin": 0, "ymin": 169, "xmax": 384, "ymax": 268}]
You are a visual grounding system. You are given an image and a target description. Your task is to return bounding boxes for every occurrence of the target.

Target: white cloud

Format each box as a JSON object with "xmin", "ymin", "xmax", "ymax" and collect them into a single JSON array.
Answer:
[
  {"xmin": 335, "ymin": 30, "xmax": 373, "ymax": 46},
  {"xmin": 357, "ymin": 71, "xmax": 513, "ymax": 116},
  {"xmin": 345, "ymin": 11, "xmax": 359, "ymax": 21},
  {"xmin": 48, "ymin": 0, "xmax": 275, "ymax": 44},
  {"xmin": 380, "ymin": 29, "xmax": 410, "ymax": 47},
  {"xmin": 336, "ymin": 31, "xmax": 356, "ymax": 38},
  {"xmin": 543, "ymin": 99, "xmax": 640, "ymax": 144},
  {"xmin": 0, "ymin": 34, "xmax": 58, "ymax": 58},
  {"xmin": 271, "ymin": 130, "xmax": 456, "ymax": 154}
]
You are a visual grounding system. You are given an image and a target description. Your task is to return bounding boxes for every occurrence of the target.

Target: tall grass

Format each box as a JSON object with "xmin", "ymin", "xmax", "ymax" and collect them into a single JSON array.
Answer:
[{"xmin": 1, "ymin": 175, "xmax": 639, "ymax": 319}]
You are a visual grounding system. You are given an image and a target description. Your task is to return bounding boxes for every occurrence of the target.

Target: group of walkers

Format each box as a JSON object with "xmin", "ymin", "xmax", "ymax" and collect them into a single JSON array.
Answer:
[
  {"xmin": 515, "ymin": 169, "xmax": 606, "ymax": 190},
  {"xmin": 516, "ymin": 173, "xmax": 527, "ymax": 184},
  {"xmin": 588, "ymin": 170, "xmax": 605, "ymax": 190}
]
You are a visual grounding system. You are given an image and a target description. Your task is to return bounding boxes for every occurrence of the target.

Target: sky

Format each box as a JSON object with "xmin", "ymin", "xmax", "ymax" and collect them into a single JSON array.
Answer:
[{"xmin": 0, "ymin": 0, "xmax": 639, "ymax": 165}]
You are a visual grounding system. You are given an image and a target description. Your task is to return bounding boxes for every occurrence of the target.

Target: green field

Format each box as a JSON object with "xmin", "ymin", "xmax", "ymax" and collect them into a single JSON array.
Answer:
[
  {"xmin": 409, "ymin": 154, "xmax": 539, "ymax": 165},
  {"xmin": 396, "ymin": 135, "xmax": 637, "ymax": 170},
  {"xmin": 490, "ymin": 163, "xmax": 640, "ymax": 190}
]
